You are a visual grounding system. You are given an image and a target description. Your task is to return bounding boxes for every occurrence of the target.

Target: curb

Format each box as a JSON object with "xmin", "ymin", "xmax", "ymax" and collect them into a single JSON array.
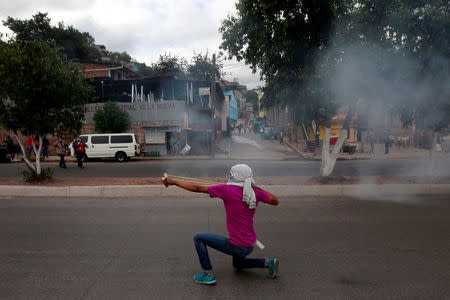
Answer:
[
  {"xmin": 281, "ymin": 142, "xmax": 307, "ymax": 160},
  {"xmin": 0, "ymin": 184, "xmax": 448, "ymax": 198}
]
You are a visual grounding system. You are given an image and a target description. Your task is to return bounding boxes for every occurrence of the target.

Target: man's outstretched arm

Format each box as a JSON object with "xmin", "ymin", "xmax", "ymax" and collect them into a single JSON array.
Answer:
[
  {"xmin": 162, "ymin": 177, "xmax": 209, "ymax": 193},
  {"xmin": 254, "ymin": 186, "xmax": 279, "ymax": 206}
]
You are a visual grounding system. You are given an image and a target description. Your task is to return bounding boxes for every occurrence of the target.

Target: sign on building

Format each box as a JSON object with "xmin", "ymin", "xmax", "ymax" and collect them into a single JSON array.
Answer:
[
  {"xmin": 144, "ymin": 132, "xmax": 166, "ymax": 144},
  {"xmin": 83, "ymin": 101, "xmax": 186, "ymax": 123},
  {"xmin": 199, "ymin": 87, "xmax": 210, "ymax": 96}
]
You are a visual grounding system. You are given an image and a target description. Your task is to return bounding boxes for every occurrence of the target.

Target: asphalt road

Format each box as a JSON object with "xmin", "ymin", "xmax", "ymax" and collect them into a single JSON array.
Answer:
[
  {"xmin": 1, "ymin": 156, "xmax": 449, "ymax": 179},
  {"xmin": 0, "ymin": 194, "xmax": 448, "ymax": 299}
]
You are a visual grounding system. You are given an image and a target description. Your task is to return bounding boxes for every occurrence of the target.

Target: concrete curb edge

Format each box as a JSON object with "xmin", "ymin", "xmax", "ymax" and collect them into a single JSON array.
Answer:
[{"xmin": 0, "ymin": 184, "xmax": 448, "ymax": 198}]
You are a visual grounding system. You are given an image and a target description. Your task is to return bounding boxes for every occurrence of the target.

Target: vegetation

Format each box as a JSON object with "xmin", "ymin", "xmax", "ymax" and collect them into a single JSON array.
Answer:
[
  {"xmin": 243, "ymin": 90, "xmax": 259, "ymax": 112},
  {"xmin": 106, "ymin": 51, "xmax": 133, "ymax": 64},
  {"xmin": 0, "ymin": 38, "xmax": 92, "ymax": 177},
  {"xmin": 220, "ymin": 0, "xmax": 449, "ymax": 176},
  {"xmin": 220, "ymin": 1, "xmax": 338, "ymax": 114},
  {"xmin": 188, "ymin": 52, "xmax": 224, "ymax": 81},
  {"xmin": 93, "ymin": 101, "xmax": 130, "ymax": 133},
  {"xmin": 147, "ymin": 53, "xmax": 189, "ymax": 78},
  {"xmin": 3, "ymin": 12, "xmax": 100, "ymax": 60},
  {"xmin": 21, "ymin": 164, "xmax": 54, "ymax": 182},
  {"xmin": 341, "ymin": 0, "xmax": 450, "ymax": 131}
]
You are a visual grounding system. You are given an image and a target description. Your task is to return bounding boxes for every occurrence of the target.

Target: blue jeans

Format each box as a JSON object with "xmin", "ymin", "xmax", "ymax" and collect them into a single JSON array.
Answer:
[
  {"xmin": 193, "ymin": 232, "xmax": 266, "ymax": 271},
  {"xmin": 58, "ymin": 154, "xmax": 66, "ymax": 168}
]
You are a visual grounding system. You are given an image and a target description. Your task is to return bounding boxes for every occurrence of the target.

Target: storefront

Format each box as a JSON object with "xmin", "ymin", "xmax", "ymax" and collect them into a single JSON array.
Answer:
[
  {"xmin": 144, "ymin": 125, "xmax": 183, "ymax": 156},
  {"xmin": 82, "ymin": 101, "xmax": 186, "ymax": 156}
]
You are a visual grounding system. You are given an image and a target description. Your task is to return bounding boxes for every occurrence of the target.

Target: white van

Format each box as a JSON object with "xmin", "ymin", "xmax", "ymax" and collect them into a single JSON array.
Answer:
[{"xmin": 70, "ymin": 133, "xmax": 140, "ymax": 162}]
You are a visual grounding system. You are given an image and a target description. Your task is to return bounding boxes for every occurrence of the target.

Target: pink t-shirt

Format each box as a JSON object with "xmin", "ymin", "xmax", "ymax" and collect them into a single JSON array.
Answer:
[{"xmin": 208, "ymin": 184, "xmax": 270, "ymax": 247}]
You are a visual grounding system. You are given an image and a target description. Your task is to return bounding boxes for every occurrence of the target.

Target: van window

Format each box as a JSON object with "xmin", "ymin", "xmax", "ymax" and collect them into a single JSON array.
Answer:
[
  {"xmin": 80, "ymin": 136, "xmax": 88, "ymax": 143},
  {"xmin": 111, "ymin": 135, "xmax": 133, "ymax": 143},
  {"xmin": 92, "ymin": 136, "xmax": 109, "ymax": 144}
]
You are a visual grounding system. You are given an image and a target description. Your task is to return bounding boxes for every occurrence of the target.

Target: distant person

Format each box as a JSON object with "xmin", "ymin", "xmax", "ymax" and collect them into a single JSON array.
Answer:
[
  {"xmin": 368, "ymin": 132, "xmax": 375, "ymax": 155},
  {"xmin": 396, "ymin": 136, "xmax": 402, "ymax": 150},
  {"xmin": 34, "ymin": 136, "xmax": 39, "ymax": 158},
  {"xmin": 238, "ymin": 123, "xmax": 243, "ymax": 135},
  {"xmin": 26, "ymin": 136, "xmax": 39, "ymax": 158},
  {"xmin": 42, "ymin": 136, "xmax": 49, "ymax": 160},
  {"xmin": 170, "ymin": 136, "xmax": 176, "ymax": 155},
  {"xmin": 418, "ymin": 134, "xmax": 423, "ymax": 148},
  {"xmin": 177, "ymin": 139, "xmax": 183, "ymax": 155},
  {"xmin": 162, "ymin": 164, "xmax": 280, "ymax": 285},
  {"xmin": 279, "ymin": 130, "xmax": 284, "ymax": 144},
  {"xmin": 6, "ymin": 135, "xmax": 14, "ymax": 160},
  {"xmin": 73, "ymin": 138, "xmax": 88, "ymax": 168},
  {"xmin": 26, "ymin": 137, "xmax": 33, "ymax": 157},
  {"xmin": 384, "ymin": 137, "xmax": 390, "ymax": 154},
  {"xmin": 54, "ymin": 137, "xmax": 68, "ymax": 168}
]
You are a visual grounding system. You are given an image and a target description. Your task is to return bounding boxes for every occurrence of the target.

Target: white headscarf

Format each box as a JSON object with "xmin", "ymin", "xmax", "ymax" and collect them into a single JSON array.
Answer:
[{"xmin": 227, "ymin": 164, "xmax": 256, "ymax": 209}]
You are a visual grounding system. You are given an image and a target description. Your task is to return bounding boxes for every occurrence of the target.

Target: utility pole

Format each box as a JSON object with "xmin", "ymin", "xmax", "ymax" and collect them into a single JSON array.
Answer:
[
  {"xmin": 211, "ymin": 53, "xmax": 216, "ymax": 109},
  {"xmin": 209, "ymin": 54, "xmax": 216, "ymax": 156},
  {"xmin": 101, "ymin": 81, "xmax": 104, "ymax": 102}
]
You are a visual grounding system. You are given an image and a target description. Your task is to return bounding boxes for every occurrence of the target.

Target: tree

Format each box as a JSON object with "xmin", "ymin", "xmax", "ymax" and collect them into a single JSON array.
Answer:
[
  {"xmin": 221, "ymin": 0, "xmax": 449, "ymax": 177},
  {"xmin": 243, "ymin": 89, "xmax": 259, "ymax": 113},
  {"xmin": 339, "ymin": 1, "xmax": 449, "ymax": 123},
  {"xmin": 150, "ymin": 53, "xmax": 188, "ymax": 78},
  {"xmin": 220, "ymin": 0, "xmax": 342, "ymax": 177},
  {"xmin": 93, "ymin": 101, "xmax": 129, "ymax": 133},
  {"xmin": 0, "ymin": 39, "xmax": 92, "ymax": 175},
  {"xmin": 220, "ymin": 0, "xmax": 338, "ymax": 106},
  {"xmin": 342, "ymin": 0, "xmax": 449, "ymax": 176},
  {"xmin": 137, "ymin": 62, "xmax": 154, "ymax": 77},
  {"xmin": 106, "ymin": 51, "xmax": 133, "ymax": 64},
  {"xmin": 187, "ymin": 52, "xmax": 224, "ymax": 81},
  {"xmin": 3, "ymin": 12, "xmax": 100, "ymax": 60}
]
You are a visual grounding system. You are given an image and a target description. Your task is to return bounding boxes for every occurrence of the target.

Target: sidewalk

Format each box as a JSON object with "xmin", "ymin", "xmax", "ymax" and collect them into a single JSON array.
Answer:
[
  {"xmin": 284, "ymin": 141, "xmax": 436, "ymax": 161},
  {"xmin": 1, "ymin": 183, "xmax": 449, "ymax": 198},
  {"xmin": 7, "ymin": 135, "xmax": 437, "ymax": 163},
  {"xmin": 216, "ymin": 132, "xmax": 435, "ymax": 161},
  {"xmin": 2, "ymin": 135, "xmax": 449, "ymax": 198}
]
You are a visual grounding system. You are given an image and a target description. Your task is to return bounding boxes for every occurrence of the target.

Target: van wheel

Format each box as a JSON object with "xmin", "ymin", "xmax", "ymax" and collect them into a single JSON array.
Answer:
[{"xmin": 116, "ymin": 152, "xmax": 127, "ymax": 162}]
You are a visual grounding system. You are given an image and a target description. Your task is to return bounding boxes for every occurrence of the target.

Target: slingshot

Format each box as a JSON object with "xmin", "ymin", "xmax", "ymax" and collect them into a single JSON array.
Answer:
[{"xmin": 162, "ymin": 172, "xmax": 222, "ymax": 186}]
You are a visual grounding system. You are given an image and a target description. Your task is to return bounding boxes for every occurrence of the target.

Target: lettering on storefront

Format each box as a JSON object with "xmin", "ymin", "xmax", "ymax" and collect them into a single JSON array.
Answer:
[
  {"xmin": 138, "ymin": 102, "xmax": 176, "ymax": 111},
  {"xmin": 84, "ymin": 101, "xmax": 184, "ymax": 123},
  {"xmin": 84, "ymin": 105, "xmax": 103, "ymax": 113},
  {"xmin": 118, "ymin": 104, "xmax": 136, "ymax": 111}
]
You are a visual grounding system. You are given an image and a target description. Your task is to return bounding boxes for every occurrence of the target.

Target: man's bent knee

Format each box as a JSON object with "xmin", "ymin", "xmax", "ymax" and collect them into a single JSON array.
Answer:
[
  {"xmin": 232, "ymin": 256, "xmax": 243, "ymax": 269},
  {"xmin": 193, "ymin": 232, "xmax": 206, "ymax": 243}
]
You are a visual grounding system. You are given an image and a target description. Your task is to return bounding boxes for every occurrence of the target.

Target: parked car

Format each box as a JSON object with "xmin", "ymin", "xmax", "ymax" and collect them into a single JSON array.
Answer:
[
  {"xmin": 69, "ymin": 133, "xmax": 140, "ymax": 162},
  {"xmin": 342, "ymin": 142, "xmax": 356, "ymax": 154}
]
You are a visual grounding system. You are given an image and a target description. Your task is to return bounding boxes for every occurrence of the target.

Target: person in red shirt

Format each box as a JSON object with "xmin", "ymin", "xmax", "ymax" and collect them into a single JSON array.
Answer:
[
  {"xmin": 26, "ymin": 136, "xmax": 39, "ymax": 157},
  {"xmin": 72, "ymin": 138, "xmax": 88, "ymax": 168},
  {"xmin": 162, "ymin": 164, "xmax": 279, "ymax": 285},
  {"xmin": 26, "ymin": 137, "xmax": 33, "ymax": 157}
]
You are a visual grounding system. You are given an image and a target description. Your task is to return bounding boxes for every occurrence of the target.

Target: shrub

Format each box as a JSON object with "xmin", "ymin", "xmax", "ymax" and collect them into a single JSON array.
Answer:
[{"xmin": 20, "ymin": 165, "xmax": 54, "ymax": 182}]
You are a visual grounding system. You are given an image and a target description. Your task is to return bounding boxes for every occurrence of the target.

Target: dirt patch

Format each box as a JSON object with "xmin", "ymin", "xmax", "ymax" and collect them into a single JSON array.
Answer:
[
  {"xmin": 307, "ymin": 175, "xmax": 450, "ymax": 185},
  {"xmin": 308, "ymin": 176, "xmax": 360, "ymax": 184}
]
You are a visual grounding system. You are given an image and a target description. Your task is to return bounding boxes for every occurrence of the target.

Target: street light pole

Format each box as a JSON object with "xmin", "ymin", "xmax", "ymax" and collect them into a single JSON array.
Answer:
[{"xmin": 101, "ymin": 81, "xmax": 104, "ymax": 102}]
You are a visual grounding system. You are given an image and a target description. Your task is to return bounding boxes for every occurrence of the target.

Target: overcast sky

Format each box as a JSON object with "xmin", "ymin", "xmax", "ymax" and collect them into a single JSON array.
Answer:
[{"xmin": 0, "ymin": 0, "xmax": 263, "ymax": 89}]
